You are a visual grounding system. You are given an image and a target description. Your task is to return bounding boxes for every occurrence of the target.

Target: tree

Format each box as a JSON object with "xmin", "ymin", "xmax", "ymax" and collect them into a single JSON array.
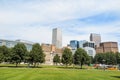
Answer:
[
  {"xmin": 30, "ymin": 43, "xmax": 45, "ymax": 67},
  {"xmin": 61, "ymin": 48, "xmax": 72, "ymax": 67},
  {"xmin": 105, "ymin": 52, "xmax": 116, "ymax": 65},
  {"xmin": 0, "ymin": 46, "xmax": 4, "ymax": 63},
  {"xmin": 0, "ymin": 46, "xmax": 10, "ymax": 63},
  {"xmin": 87, "ymin": 56, "xmax": 93, "ymax": 66},
  {"xmin": 94, "ymin": 53, "xmax": 105, "ymax": 64},
  {"xmin": 11, "ymin": 43, "xmax": 27, "ymax": 67},
  {"xmin": 73, "ymin": 48, "xmax": 89, "ymax": 69},
  {"xmin": 115, "ymin": 52, "xmax": 120, "ymax": 64},
  {"xmin": 53, "ymin": 54, "xmax": 60, "ymax": 65},
  {"xmin": 94, "ymin": 52, "xmax": 117, "ymax": 65}
]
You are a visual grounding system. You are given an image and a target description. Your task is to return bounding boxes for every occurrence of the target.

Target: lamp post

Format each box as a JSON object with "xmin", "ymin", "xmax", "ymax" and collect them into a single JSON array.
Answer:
[{"xmin": 102, "ymin": 59, "xmax": 105, "ymax": 71}]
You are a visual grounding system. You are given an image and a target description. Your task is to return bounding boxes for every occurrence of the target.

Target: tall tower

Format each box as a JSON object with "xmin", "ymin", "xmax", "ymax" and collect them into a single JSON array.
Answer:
[
  {"xmin": 90, "ymin": 33, "xmax": 101, "ymax": 47},
  {"xmin": 52, "ymin": 28, "xmax": 62, "ymax": 48}
]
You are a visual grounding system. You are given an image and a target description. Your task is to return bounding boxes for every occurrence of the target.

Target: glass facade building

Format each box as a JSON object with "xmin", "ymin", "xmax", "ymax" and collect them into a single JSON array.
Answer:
[
  {"xmin": 0, "ymin": 39, "xmax": 33, "ymax": 51},
  {"xmin": 70, "ymin": 40, "xmax": 79, "ymax": 50},
  {"xmin": 70, "ymin": 40, "xmax": 96, "ymax": 57},
  {"xmin": 83, "ymin": 41, "xmax": 95, "ymax": 48},
  {"xmin": 79, "ymin": 40, "xmax": 87, "ymax": 48}
]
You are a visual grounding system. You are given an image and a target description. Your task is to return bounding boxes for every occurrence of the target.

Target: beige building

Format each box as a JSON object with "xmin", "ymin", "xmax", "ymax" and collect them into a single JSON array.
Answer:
[
  {"xmin": 41, "ymin": 43, "xmax": 63, "ymax": 65},
  {"xmin": 96, "ymin": 42, "xmax": 118, "ymax": 53}
]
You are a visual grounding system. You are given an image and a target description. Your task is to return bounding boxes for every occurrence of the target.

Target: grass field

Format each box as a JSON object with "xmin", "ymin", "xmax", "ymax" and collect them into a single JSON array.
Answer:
[{"xmin": 0, "ymin": 65, "xmax": 120, "ymax": 80}]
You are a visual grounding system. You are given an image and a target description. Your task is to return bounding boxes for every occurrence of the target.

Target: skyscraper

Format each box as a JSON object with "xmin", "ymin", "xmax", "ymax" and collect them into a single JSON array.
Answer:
[
  {"xmin": 90, "ymin": 33, "xmax": 101, "ymax": 47},
  {"xmin": 52, "ymin": 28, "xmax": 62, "ymax": 48}
]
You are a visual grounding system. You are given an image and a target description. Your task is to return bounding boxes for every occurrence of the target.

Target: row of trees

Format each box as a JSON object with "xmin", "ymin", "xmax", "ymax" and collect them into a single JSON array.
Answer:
[
  {"xmin": 94, "ymin": 52, "xmax": 120, "ymax": 65},
  {"xmin": 53, "ymin": 48, "xmax": 120, "ymax": 68},
  {"xmin": 0, "ymin": 43, "xmax": 90, "ymax": 69},
  {"xmin": 53, "ymin": 48, "xmax": 90, "ymax": 69},
  {"xmin": 0, "ymin": 43, "xmax": 120, "ymax": 68},
  {"xmin": 0, "ymin": 43, "xmax": 45, "ymax": 67}
]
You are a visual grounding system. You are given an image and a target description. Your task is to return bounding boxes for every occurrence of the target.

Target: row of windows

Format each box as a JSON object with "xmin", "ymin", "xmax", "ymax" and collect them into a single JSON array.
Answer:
[{"xmin": 0, "ymin": 41, "xmax": 32, "ymax": 51}]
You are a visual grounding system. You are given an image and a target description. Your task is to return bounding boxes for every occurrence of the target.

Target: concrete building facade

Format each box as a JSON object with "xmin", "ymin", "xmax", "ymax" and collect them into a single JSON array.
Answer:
[
  {"xmin": 96, "ymin": 42, "xmax": 118, "ymax": 53},
  {"xmin": 52, "ymin": 28, "xmax": 62, "ymax": 48},
  {"xmin": 41, "ymin": 43, "xmax": 62, "ymax": 65},
  {"xmin": 84, "ymin": 47, "xmax": 96, "ymax": 57}
]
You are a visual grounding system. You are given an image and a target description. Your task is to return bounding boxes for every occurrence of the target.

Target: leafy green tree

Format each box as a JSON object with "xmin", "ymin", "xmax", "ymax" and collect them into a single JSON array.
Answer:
[
  {"xmin": 11, "ymin": 43, "xmax": 27, "ymax": 67},
  {"xmin": 87, "ymin": 56, "xmax": 93, "ymax": 66},
  {"xmin": 105, "ymin": 52, "xmax": 116, "ymax": 65},
  {"xmin": 53, "ymin": 54, "xmax": 60, "ymax": 65},
  {"xmin": 24, "ymin": 51, "xmax": 31, "ymax": 67},
  {"xmin": 115, "ymin": 52, "xmax": 120, "ymax": 64},
  {"xmin": 94, "ymin": 52, "xmax": 117, "ymax": 65},
  {"xmin": 0, "ymin": 46, "xmax": 4, "ymax": 63},
  {"xmin": 62, "ymin": 48, "xmax": 72, "ymax": 67},
  {"xmin": 30, "ymin": 43, "xmax": 45, "ymax": 67},
  {"xmin": 0, "ymin": 46, "xmax": 10, "ymax": 63},
  {"xmin": 93, "ymin": 53, "xmax": 105, "ymax": 64},
  {"xmin": 73, "ymin": 48, "xmax": 89, "ymax": 69}
]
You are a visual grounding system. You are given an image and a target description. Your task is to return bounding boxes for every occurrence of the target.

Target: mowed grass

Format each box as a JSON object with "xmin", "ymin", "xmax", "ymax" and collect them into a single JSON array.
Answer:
[{"xmin": 0, "ymin": 65, "xmax": 120, "ymax": 80}]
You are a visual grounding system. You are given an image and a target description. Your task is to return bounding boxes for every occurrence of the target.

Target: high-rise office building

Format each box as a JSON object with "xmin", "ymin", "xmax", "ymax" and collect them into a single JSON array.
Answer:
[
  {"xmin": 70, "ymin": 40, "xmax": 79, "ymax": 50},
  {"xmin": 90, "ymin": 33, "xmax": 101, "ymax": 47},
  {"xmin": 52, "ymin": 28, "xmax": 62, "ymax": 48}
]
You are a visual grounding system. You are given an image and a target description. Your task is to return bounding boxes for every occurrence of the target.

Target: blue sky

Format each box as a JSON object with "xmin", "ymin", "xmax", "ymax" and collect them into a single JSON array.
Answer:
[{"xmin": 0, "ymin": 0, "xmax": 120, "ymax": 50}]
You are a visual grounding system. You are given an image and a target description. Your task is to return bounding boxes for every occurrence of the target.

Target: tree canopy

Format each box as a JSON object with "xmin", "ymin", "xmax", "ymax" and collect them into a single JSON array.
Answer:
[
  {"xmin": 62, "ymin": 48, "xmax": 72, "ymax": 67},
  {"xmin": 74, "ymin": 48, "xmax": 89, "ymax": 69},
  {"xmin": 53, "ymin": 54, "xmax": 60, "ymax": 65},
  {"xmin": 30, "ymin": 43, "xmax": 45, "ymax": 67},
  {"xmin": 11, "ymin": 43, "xmax": 27, "ymax": 67},
  {"xmin": 94, "ymin": 52, "xmax": 117, "ymax": 65}
]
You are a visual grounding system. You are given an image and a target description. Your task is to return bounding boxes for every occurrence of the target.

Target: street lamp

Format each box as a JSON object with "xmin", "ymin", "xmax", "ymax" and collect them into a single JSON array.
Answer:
[{"xmin": 102, "ymin": 59, "xmax": 105, "ymax": 71}]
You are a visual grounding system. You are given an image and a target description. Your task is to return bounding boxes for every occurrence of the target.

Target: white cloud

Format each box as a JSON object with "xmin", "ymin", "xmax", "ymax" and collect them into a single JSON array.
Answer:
[
  {"xmin": 0, "ymin": 0, "xmax": 120, "ymax": 51},
  {"xmin": 1, "ymin": 0, "xmax": 120, "ymax": 25}
]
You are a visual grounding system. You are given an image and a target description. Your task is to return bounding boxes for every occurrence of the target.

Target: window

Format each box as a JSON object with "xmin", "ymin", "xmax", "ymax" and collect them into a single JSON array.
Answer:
[
  {"xmin": 88, "ymin": 50, "xmax": 93, "ymax": 56},
  {"xmin": 0, "ymin": 42, "xmax": 2, "ymax": 46}
]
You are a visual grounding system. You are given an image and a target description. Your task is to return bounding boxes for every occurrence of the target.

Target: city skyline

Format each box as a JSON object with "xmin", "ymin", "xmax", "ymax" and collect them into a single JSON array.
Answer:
[{"xmin": 0, "ymin": 0, "xmax": 120, "ymax": 51}]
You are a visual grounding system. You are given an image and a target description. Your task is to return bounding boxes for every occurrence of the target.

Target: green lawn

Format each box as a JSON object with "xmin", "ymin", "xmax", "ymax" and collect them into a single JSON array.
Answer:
[{"xmin": 0, "ymin": 65, "xmax": 120, "ymax": 80}]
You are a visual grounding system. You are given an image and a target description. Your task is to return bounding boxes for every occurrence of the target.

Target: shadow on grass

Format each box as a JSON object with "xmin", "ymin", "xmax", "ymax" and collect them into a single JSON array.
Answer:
[
  {"xmin": 57, "ymin": 66, "xmax": 87, "ymax": 70},
  {"xmin": 0, "ymin": 65, "xmax": 43, "ymax": 68},
  {"xmin": 111, "ymin": 76, "xmax": 120, "ymax": 78}
]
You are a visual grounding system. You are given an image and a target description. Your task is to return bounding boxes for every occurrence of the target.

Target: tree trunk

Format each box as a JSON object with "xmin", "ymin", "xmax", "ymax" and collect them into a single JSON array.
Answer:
[
  {"xmin": 16, "ymin": 62, "xmax": 18, "ymax": 67},
  {"xmin": 73, "ymin": 64, "xmax": 75, "ymax": 69},
  {"xmin": 81, "ymin": 64, "xmax": 82, "ymax": 69},
  {"xmin": 37, "ymin": 63, "xmax": 39, "ymax": 67},
  {"xmin": 27, "ymin": 63, "xmax": 29, "ymax": 68},
  {"xmin": 80, "ymin": 63, "xmax": 82, "ymax": 69},
  {"xmin": 66, "ymin": 64, "xmax": 67, "ymax": 68}
]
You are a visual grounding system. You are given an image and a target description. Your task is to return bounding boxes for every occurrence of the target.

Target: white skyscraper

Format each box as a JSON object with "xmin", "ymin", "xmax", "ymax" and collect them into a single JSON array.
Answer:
[{"xmin": 52, "ymin": 28, "xmax": 62, "ymax": 48}]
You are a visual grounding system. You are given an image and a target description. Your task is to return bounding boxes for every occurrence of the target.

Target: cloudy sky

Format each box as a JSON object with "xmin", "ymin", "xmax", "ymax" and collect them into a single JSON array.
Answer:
[{"xmin": 0, "ymin": 0, "xmax": 120, "ymax": 50}]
